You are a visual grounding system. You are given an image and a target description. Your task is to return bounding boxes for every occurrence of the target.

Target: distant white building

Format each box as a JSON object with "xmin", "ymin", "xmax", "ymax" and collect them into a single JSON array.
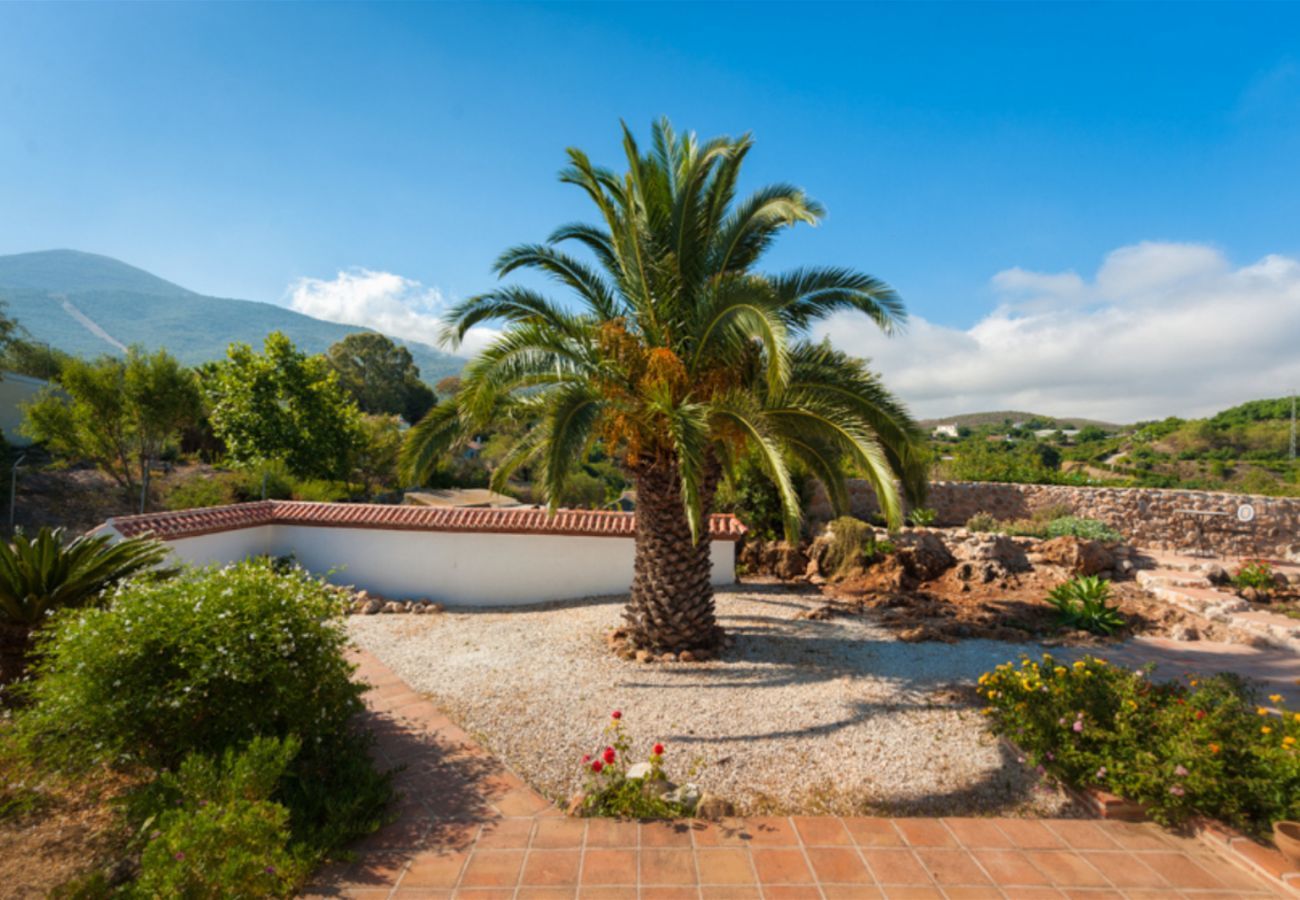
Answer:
[
  {"xmin": 1033, "ymin": 429, "xmax": 1081, "ymax": 440},
  {"xmin": 932, "ymin": 424, "xmax": 960, "ymax": 439}
]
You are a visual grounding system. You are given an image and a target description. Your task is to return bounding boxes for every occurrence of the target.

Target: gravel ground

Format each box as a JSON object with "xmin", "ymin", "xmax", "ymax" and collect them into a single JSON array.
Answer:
[{"xmin": 347, "ymin": 584, "xmax": 1078, "ymax": 817}]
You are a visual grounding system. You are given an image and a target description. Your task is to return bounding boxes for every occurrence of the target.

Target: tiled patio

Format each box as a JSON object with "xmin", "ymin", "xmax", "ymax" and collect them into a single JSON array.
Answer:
[{"xmin": 305, "ymin": 651, "xmax": 1291, "ymax": 899}]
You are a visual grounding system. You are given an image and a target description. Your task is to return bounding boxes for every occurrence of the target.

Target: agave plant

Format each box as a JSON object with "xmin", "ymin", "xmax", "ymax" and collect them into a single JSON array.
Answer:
[
  {"xmin": 0, "ymin": 527, "xmax": 172, "ymax": 627},
  {"xmin": 401, "ymin": 119, "xmax": 926, "ymax": 654},
  {"xmin": 1046, "ymin": 575, "xmax": 1126, "ymax": 636}
]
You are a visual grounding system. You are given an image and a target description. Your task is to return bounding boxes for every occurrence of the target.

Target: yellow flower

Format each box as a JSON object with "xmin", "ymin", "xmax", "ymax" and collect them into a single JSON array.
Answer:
[
  {"xmin": 1258, "ymin": 707, "xmax": 1270, "ymax": 716},
  {"xmin": 1189, "ymin": 679, "xmax": 1198, "ymax": 687},
  {"xmin": 1284, "ymin": 736, "xmax": 1296, "ymax": 747},
  {"xmin": 1294, "ymin": 713, "xmax": 1300, "ymax": 723},
  {"xmin": 1269, "ymin": 694, "xmax": 1283, "ymax": 704},
  {"xmin": 981, "ymin": 708, "xmax": 994, "ymax": 716},
  {"xmin": 1262, "ymin": 726, "xmax": 1273, "ymax": 735}
]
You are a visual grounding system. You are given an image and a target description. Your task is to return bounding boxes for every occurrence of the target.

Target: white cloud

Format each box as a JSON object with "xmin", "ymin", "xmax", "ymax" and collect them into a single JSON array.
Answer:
[
  {"xmin": 814, "ymin": 242, "xmax": 1300, "ymax": 422},
  {"xmin": 287, "ymin": 268, "xmax": 500, "ymax": 357}
]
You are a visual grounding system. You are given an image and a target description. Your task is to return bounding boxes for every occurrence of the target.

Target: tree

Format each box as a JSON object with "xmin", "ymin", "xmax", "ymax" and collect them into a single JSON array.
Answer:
[
  {"xmin": 325, "ymin": 332, "xmax": 436, "ymax": 424},
  {"xmin": 207, "ymin": 332, "xmax": 361, "ymax": 481},
  {"xmin": 401, "ymin": 119, "xmax": 925, "ymax": 653},
  {"xmin": 351, "ymin": 414, "xmax": 403, "ymax": 499},
  {"xmin": 24, "ymin": 348, "xmax": 201, "ymax": 507},
  {"xmin": 0, "ymin": 339, "xmax": 72, "ymax": 381}
]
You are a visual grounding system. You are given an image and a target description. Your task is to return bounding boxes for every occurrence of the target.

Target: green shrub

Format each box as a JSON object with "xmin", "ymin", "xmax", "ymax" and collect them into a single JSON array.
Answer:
[
  {"xmin": 289, "ymin": 479, "xmax": 352, "ymax": 503},
  {"xmin": 1232, "ymin": 559, "xmax": 1275, "ymax": 593},
  {"xmin": 821, "ymin": 517, "xmax": 890, "ymax": 578},
  {"xmin": 15, "ymin": 560, "xmax": 391, "ymax": 852},
  {"xmin": 965, "ymin": 512, "xmax": 999, "ymax": 533},
  {"xmin": 164, "ymin": 474, "xmax": 241, "ymax": 510},
  {"xmin": 979, "ymin": 654, "xmax": 1300, "ymax": 836},
  {"xmin": 1046, "ymin": 576, "xmax": 1126, "ymax": 636},
  {"xmin": 1043, "ymin": 516, "xmax": 1123, "ymax": 542},
  {"xmin": 907, "ymin": 507, "xmax": 937, "ymax": 527},
  {"xmin": 133, "ymin": 737, "xmax": 306, "ymax": 899}
]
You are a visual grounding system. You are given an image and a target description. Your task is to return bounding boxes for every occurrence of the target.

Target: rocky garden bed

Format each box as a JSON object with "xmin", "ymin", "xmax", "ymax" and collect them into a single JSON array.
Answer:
[{"xmin": 740, "ymin": 521, "xmax": 1247, "ymax": 645}]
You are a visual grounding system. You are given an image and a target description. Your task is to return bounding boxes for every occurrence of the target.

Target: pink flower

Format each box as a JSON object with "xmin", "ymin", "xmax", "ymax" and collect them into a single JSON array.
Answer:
[
  {"xmin": 603, "ymin": 747, "xmax": 616, "ymax": 764},
  {"xmin": 1174, "ymin": 764, "xmax": 1189, "ymax": 777},
  {"xmin": 1095, "ymin": 766, "xmax": 1107, "ymax": 780},
  {"xmin": 1072, "ymin": 720, "xmax": 1084, "ymax": 733},
  {"xmin": 1169, "ymin": 785, "xmax": 1185, "ymax": 797}
]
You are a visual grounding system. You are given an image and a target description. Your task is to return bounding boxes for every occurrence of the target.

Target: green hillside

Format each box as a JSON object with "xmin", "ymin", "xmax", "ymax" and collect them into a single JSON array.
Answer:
[
  {"xmin": 0, "ymin": 250, "xmax": 465, "ymax": 384},
  {"xmin": 918, "ymin": 410, "xmax": 1121, "ymax": 430}
]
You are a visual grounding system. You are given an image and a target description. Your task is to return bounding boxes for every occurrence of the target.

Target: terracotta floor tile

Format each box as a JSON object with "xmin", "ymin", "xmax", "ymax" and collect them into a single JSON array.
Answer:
[
  {"xmin": 576, "ymin": 887, "xmax": 638, "ymax": 899},
  {"xmin": 492, "ymin": 788, "xmax": 551, "ymax": 817},
  {"xmin": 691, "ymin": 820, "xmax": 752, "ymax": 847},
  {"xmin": 1060, "ymin": 890, "xmax": 1124, "ymax": 900},
  {"xmin": 390, "ymin": 890, "xmax": 454, "ymax": 899},
  {"xmin": 583, "ymin": 819, "xmax": 640, "ymax": 848},
  {"xmin": 639, "ymin": 888, "xmax": 698, "ymax": 900},
  {"xmin": 843, "ymin": 817, "xmax": 905, "ymax": 847},
  {"xmin": 1001, "ymin": 889, "xmax": 1067, "ymax": 899},
  {"xmin": 943, "ymin": 818, "xmax": 1015, "ymax": 849},
  {"xmin": 879, "ymin": 887, "xmax": 944, "ymax": 899},
  {"xmin": 401, "ymin": 850, "xmax": 470, "ymax": 888},
  {"xmin": 515, "ymin": 889, "xmax": 577, "ymax": 900},
  {"xmin": 1231, "ymin": 838, "xmax": 1294, "ymax": 880},
  {"xmin": 943, "ymin": 888, "xmax": 1005, "ymax": 900},
  {"xmin": 475, "ymin": 818, "xmax": 535, "ymax": 850},
  {"xmin": 741, "ymin": 816, "xmax": 799, "ymax": 846},
  {"xmin": 791, "ymin": 816, "xmax": 852, "ymax": 846},
  {"xmin": 1024, "ymin": 850, "xmax": 1110, "ymax": 888},
  {"xmin": 861, "ymin": 848, "xmax": 933, "ymax": 885},
  {"xmin": 806, "ymin": 847, "xmax": 872, "ymax": 884},
  {"xmin": 696, "ymin": 848, "xmax": 756, "ymax": 885},
  {"xmin": 972, "ymin": 849, "xmax": 1051, "ymax": 886},
  {"xmin": 698, "ymin": 888, "xmax": 762, "ymax": 900},
  {"xmin": 531, "ymin": 817, "xmax": 587, "ymax": 849},
  {"xmin": 451, "ymin": 890, "xmax": 515, "ymax": 900},
  {"xmin": 520, "ymin": 850, "xmax": 582, "ymax": 886},
  {"xmin": 995, "ymin": 819, "xmax": 1067, "ymax": 850},
  {"xmin": 893, "ymin": 819, "xmax": 958, "ymax": 848},
  {"xmin": 1079, "ymin": 852, "xmax": 1167, "ymax": 888},
  {"xmin": 640, "ymin": 819, "xmax": 696, "ymax": 847},
  {"xmin": 914, "ymin": 848, "xmax": 991, "ymax": 886},
  {"xmin": 580, "ymin": 849, "xmax": 638, "ymax": 885},
  {"xmin": 751, "ymin": 848, "xmax": 815, "ymax": 884},
  {"xmin": 760, "ymin": 887, "xmax": 823, "ymax": 900},
  {"xmin": 821, "ymin": 887, "xmax": 884, "ymax": 899},
  {"xmin": 1134, "ymin": 850, "xmax": 1231, "ymax": 890},
  {"xmin": 640, "ymin": 848, "xmax": 697, "ymax": 885},
  {"xmin": 1042, "ymin": 820, "xmax": 1122, "ymax": 851},
  {"xmin": 1094, "ymin": 823, "xmax": 1176, "ymax": 852},
  {"xmin": 459, "ymin": 850, "xmax": 526, "ymax": 888}
]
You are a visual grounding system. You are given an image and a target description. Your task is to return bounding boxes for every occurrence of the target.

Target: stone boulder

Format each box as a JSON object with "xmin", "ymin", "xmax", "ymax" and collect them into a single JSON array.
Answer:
[
  {"xmin": 892, "ymin": 530, "xmax": 956, "ymax": 581},
  {"xmin": 1031, "ymin": 536, "xmax": 1115, "ymax": 577},
  {"xmin": 738, "ymin": 538, "xmax": 810, "ymax": 581},
  {"xmin": 950, "ymin": 534, "xmax": 1030, "ymax": 572}
]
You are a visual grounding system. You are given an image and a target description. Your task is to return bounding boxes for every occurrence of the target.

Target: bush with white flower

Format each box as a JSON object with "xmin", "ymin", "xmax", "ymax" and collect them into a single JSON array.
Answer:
[{"xmin": 575, "ymin": 710, "xmax": 699, "ymax": 818}]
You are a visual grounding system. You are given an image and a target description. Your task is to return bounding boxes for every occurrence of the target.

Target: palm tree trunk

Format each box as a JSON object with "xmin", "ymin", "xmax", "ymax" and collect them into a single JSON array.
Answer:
[
  {"xmin": 623, "ymin": 457, "xmax": 722, "ymax": 652},
  {"xmin": 0, "ymin": 623, "xmax": 33, "ymax": 696}
]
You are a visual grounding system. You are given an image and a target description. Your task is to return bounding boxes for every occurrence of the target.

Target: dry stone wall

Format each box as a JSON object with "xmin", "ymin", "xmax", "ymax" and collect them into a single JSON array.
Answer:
[{"xmin": 809, "ymin": 480, "xmax": 1300, "ymax": 561}]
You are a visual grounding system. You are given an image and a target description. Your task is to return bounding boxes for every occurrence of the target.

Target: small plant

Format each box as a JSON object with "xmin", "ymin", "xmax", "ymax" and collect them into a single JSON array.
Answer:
[
  {"xmin": 576, "ymin": 711, "xmax": 699, "ymax": 818},
  {"xmin": 907, "ymin": 506, "xmax": 937, "ymax": 527},
  {"xmin": 1043, "ymin": 516, "xmax": 1123, "ymax": 543},
  {"xmin": 1046, "ymin": 575, "xmax": 1126, "ymax": 636},
  {"xmin": 965, "ymin": 511, "xmax": 999, "ymax": 533},
  {"xmin": 133, "ymin": 736, "xmax": 306, "ymax": 898},
  {"xmin": 1233, "ymin": 559, "xmax": 1275, "ymax": 593}
]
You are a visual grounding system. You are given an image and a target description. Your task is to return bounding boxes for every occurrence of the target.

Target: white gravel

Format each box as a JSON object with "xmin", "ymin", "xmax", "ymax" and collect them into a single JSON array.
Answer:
[{"xmin": 347, "ymin": 584, "xmax": 1076, "ymax": 817}]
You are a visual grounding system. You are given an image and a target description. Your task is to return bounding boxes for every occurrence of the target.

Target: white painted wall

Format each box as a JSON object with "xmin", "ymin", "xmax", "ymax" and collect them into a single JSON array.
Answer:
[{"xmin": 133, "ymin": 523, "xmax": 737, "ymax": 607}]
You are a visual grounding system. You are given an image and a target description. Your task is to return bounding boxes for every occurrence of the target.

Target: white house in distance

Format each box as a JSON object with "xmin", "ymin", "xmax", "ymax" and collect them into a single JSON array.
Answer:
[
  {"xmin": 94, "ymin": 500, "xmax": 745, "ymax": 607},
  {"xmin": 932, "ymin": 424, "xmax": 960, "ymax": 439}
]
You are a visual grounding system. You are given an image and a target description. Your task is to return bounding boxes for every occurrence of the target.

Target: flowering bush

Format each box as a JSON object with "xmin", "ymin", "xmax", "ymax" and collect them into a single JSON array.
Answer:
[
  {"xmin": 978, "ymin": 654, "xmax": 1300, "ymax": 836},
  {"xmin": 575, "ymin": 711, "xmax": 697, "ymax": 818},
  {"xmin": 1233, "ymin": 559, "xmax": 1276, "ymax": 593}
]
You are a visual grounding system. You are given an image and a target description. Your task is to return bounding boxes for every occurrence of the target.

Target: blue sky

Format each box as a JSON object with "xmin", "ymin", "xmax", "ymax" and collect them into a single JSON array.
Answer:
[{"xmin": 2, "ymin": 2, "xmax": 1299, "ymax": 418}]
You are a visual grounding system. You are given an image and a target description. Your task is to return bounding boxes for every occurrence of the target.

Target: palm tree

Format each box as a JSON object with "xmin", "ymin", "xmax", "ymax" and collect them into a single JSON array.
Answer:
[
  {"xmin": 401, "ymin": 119, "xmax": 926, "ymax": 653},
  {"xmin": 0, "ymin": 527, "xmax": 172, "ymax": 685}
]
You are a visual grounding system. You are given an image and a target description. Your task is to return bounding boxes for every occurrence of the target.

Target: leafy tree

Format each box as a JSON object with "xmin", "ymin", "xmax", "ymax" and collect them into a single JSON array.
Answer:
[
  {"xmin": 23, "ymin": 348, "xmax": 201, "ymax": 504},
  {"xmin": 207, "ymin": 332, "xmax": 362, "ymax": 480},
  {"xmin": 0, "ymin": 339, "xmax": 72, "ymax": 381},
  {"xmin": 350, "ymin": 413, "xmax": 403, "ymax": 499},
  {"xmin": 324, "ymin": 332, "xmax": 436, "ymax": 424},
  {"xmin": 1076, "ymin": 424, "xmax": 1107, "ymax": 443},
  {"xmin": 401, "ymin": 119, "xmax": 925, "ymax": 653}
]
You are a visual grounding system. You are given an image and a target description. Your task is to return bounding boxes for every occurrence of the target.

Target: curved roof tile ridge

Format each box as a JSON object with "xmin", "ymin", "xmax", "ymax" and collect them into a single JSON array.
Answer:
[{"xmin": 106, "ymin": 499, "xmax": 746, "ymax": 541}]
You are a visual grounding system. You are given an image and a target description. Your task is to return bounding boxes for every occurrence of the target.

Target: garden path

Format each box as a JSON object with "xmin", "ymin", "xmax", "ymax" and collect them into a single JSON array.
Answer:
[{"xmin": 302, "ymin": 650, "xmax": 1295, "ymax": 899}]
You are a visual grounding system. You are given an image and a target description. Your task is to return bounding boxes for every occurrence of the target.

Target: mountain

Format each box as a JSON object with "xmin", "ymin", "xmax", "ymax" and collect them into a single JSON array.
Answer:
[
  {"xmin": 0, "ymin": 250, "xmax": 465, "ymax": 383},
  {"xmin": 918, "ymin": 410, "xmax": 1122, "ymax": 430}
]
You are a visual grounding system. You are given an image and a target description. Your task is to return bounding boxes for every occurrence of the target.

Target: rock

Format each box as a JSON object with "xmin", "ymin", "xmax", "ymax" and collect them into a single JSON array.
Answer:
[
  {"xmin": 1118, "ymin": 559, "xmax": 1134, "ymax": 575},
  {"xmin": 362, "ymin": 599, "xmax": 383, "ymax": 615},
  {"xmin": 664, "ymin": 782, "xmax": 702, "ymax": 812},
  {"xmin": 678, "ymin": 650, "xmax": 695, "ymax": 663},
  {"xmin": 625, "ymin": 761, "xmax": 654, "ymax": 780},
  {"xmin": 566, "ymin": 793, "xmax": 585, "ymax": 816},
  {"xmin": 1239, "ymin": 587, "xmax": 1261, "ymax": 604},
  {"xmin": 738, "ymin": 538, "xmax": 810, "ymax": 581},
  {"xmin": 660, "ymin": 652, "xmax": 678, "ymax": 663},
  {"xmin": 1205, "ymin": 564, "xmax": 1232, "ymax": 586},
  {"xmin": 635, "ymin": 649, "xmax": 654, "ymax": 663},
  {"xmin": 951, "ymin": 534, "xmax": 1030, "ymax": 572},
  {"xmin": 1171, "ymin": 623, "xmax": 1200, "ymax": 641},
  {"xmin": 402, "ymin": 601, "xmax": 415, "ymax": 613},
  {"xmin": 695, "ymin": 792, "xmax": 736, "ymax": 820},
  {"xmin": 1034, "ymin": 536, "xmax": 1114, "ymax": 576},
  {"xmin": 892, "ymin": 530, "xmax": 955, "ymax": 581},
  {"xmin": 382, "ymin": 601, "xmax": 404, "ymax": 614}
]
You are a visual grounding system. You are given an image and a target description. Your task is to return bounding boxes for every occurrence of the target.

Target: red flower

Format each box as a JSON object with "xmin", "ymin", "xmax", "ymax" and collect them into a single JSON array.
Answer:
[
  {"xmin": 602, "ymin": 747, "xmax": 617, "ymax": 764},
  {"xmin": 581, "ymin": 754, "xmax": 591, "ymax": 763},
  {"xmin": 611, "ymin": 710, "xmax": 622, "ymax": 720},
  {"xmin": 590, "ymin": 760, "xmax": 604, "ymax": 773},
  {"xmin": 1195, "ymin": 710, "xmax": 1206, "ymax": 720},
  {"xmin": 653, "ymin": 743, "xmax": 665, "ymax": 756}
]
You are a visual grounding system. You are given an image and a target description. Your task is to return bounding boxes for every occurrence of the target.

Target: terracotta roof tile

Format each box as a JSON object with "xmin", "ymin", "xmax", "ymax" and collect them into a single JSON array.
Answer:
[{"xmin": 108, "ymin": 500, "xmax": 746, "ymax": 542}]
